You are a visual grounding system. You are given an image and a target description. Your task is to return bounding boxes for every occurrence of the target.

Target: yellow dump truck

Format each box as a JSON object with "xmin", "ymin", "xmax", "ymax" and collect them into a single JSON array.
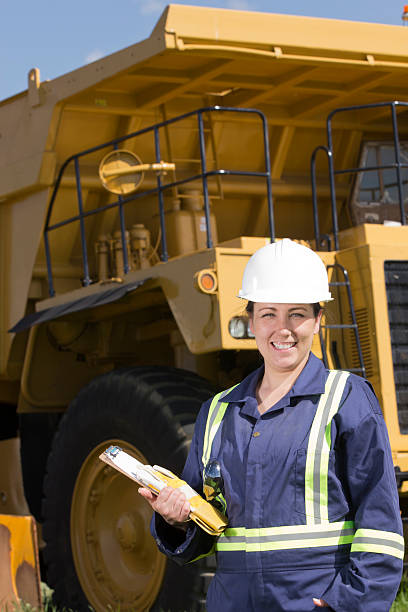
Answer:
[{"xmin": 1, "ymin": 4, "xmax": 408, "ymax": 610}]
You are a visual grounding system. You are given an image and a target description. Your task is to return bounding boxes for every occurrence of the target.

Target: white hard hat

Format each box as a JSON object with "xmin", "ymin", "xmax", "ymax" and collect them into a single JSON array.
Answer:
[{"xmin": 238, "ymin": 239, "xmax": 332, "ymax": 303}]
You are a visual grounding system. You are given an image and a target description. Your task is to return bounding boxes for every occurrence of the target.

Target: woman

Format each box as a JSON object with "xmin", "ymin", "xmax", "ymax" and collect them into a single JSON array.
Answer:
[{"xmin": 140, "ymin": 239, "xmax": 403, "ymax": 611}]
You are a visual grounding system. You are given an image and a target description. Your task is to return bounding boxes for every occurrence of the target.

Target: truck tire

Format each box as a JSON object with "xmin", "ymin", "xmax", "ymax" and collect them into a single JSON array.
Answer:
[
  {"xmin": 42, "ymin": 367, "xmax": 215, "ymax": 612},
  {"xmin": 19, "ymin": 412, "xmax": 62, "ymax": 521}
]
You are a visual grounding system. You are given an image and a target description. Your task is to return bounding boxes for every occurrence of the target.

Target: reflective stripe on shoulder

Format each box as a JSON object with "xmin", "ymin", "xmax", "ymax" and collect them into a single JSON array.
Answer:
[
  {"xmin": 351, "ymin": 528, "xmax": 405, "ymax": 560},
  {"xmin": 305, "ymin": 370, "xmax": 350, "ymax": 524},
  {"xmin": 202, "ymin": 385, "xmax": 238, "ymax": 468},
  {"xmin": 216, "ymin": 520, "xmax": 355, "ymax": 552}
]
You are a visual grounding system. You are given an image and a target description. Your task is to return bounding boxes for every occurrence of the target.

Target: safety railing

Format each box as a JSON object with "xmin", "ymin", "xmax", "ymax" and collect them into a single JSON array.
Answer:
[
  {"xmin": 311, "ymin": 101, "xmax": 408, "ymax": 251},
  {"xmin": 319, "ymin": 263, "xmax": 366, "ymax": 377},
  {"xmin": 44, "ymin": 106, "xmax": 274, "ymax": 297}
]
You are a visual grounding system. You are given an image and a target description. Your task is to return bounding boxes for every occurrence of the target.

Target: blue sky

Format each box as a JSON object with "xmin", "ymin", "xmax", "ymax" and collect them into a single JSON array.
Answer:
[{"xmin": 2, "ymin": 0, "xmax": 406, "ymax": 101}]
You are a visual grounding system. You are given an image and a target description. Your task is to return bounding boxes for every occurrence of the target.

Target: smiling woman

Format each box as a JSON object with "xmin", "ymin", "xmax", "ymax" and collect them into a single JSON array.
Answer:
[
  {"xmin": 248, "ymin": 303, "xmax": 322, "ymax": 413},
  {"xmin": 142, "ymin": 239, "xmax": 404, "ymax": 612}
]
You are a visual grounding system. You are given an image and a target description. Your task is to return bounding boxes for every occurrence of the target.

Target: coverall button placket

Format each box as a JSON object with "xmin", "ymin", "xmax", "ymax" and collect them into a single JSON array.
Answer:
[
  {"xmin": 243, "ymin": 396, "xmax": 291, "ymax": 576},
  {"xmin": 241, "ymin": 396, "xmax": 262, "ymax": 573}
]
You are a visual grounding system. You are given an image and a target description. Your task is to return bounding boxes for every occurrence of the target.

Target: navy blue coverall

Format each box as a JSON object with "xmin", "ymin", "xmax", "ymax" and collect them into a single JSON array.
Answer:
[{"xmin": 152, "ymin": 354, "xmax": 403, "ymax": 611}]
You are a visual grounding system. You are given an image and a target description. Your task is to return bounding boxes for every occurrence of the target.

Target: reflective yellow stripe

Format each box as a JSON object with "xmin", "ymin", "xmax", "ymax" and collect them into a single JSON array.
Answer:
[
  {"xmin": 202, "ymin": 372, "xmax": 355, "ymax": 559},
  {"xmin": 222, "ymin": 521, "xmax": 355, "ymax": 537},
  {"xmin": 305, "ymin": 370, "xmax": 350, "ymax": 524},
  {"xmin": 201, "ymin": 374, "xmax": 404, "ymax": 563},
  {"xmin": 305, "ymin": 371, "xmax": 336, "ymax": 522},
  {"xmin": 216, "ymin": 524, "xmax": 404, "ymax": 558},
  {"xmin": 216, "ymin": 520, "xmax": 355, "ymax": 552},
  {"xmin": 203, "ymin": 373, "xmax": 349, "ymax": 526},
  {"xmin": 201, "ymin": 385, "xmax": 238, "ymax": 525},
  {"xmin": 193, "ymin": 388, "xmax": 235, "ymax": 563},
  {"xmin": 202, "ymin": 385, "xmax": 238, "ymax": 468},
  {"xmin": 351, "ymin": 528, "xmax": 405, "ymax": 560},
  {"xmin": 202, "ymin": 391, "xmax": 224, "ymax": 468}
]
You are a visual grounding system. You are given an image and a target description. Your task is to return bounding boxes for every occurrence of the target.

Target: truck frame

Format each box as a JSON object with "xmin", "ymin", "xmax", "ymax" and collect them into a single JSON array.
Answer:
[{"xmin": 1, "ymin": 5, "xmax": 408, "ymax": 610}]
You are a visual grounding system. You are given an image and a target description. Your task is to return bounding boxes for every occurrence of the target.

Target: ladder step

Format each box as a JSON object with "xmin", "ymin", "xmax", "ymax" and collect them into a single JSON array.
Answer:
[{"xmin": 321, "ymin": 324, "xmax": 358, "ymax": 329}]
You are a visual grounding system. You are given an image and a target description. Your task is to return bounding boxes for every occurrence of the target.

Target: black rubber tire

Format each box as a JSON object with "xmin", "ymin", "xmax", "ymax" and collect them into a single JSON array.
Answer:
[
  {"xmin": 0, "ymin": 403, "xmax": 18, "ymax": 440},
  {"xmin": 19, "ymin": 412, "xmax": 62, "ymax": 521},
  {"xmin": 42, "ymin": 366, "xmax": 215, "ymax": 612}
]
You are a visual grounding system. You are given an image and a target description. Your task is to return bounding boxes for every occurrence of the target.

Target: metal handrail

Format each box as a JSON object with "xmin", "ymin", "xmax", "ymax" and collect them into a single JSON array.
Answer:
[
  {"xmin": 311, "ymin": 100, "xmax": 408, "ymax": 252},
  {"xmin": 44, "ymin": 106, "xmax": 274, "ymax": 296},
  {"xmin": 311, "ymin": 145, "xmax": 333, "ymax": 251},
  {"xmin": 319, "ymin": 263, "xmax": 366, "ymax": 377}
]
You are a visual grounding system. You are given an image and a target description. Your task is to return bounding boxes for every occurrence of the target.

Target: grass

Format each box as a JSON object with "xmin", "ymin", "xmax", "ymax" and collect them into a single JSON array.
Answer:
[
  {"xmin": 392, "ymin": 574, "xmax": 408, "ymax": 612},
  {"xmin": 6, "ymin": 578, "xmax": 408, "ymax": 611},
  {"xmin": 4, "ymin": 585, "xmax": 179, "ymax": 612},
  {"xmin": 3, "ymin": 583, "xmax": 69, "ymax": 612}
]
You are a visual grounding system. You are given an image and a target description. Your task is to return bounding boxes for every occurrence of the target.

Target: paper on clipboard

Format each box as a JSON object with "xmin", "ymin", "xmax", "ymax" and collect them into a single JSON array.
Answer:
[
  {"xmin": 99, "ymin": 445, "xmax": 228, "ymax": 536},
  {"xmin": 99, "ymin": 445, "xmax": 166, "ymax": 493}
]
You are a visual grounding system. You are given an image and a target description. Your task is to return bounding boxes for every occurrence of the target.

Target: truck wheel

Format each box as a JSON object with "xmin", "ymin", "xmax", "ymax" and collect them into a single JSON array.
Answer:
[{"xmin": 42, "ymin": 367, "xmax": 215, "ymax": 612}]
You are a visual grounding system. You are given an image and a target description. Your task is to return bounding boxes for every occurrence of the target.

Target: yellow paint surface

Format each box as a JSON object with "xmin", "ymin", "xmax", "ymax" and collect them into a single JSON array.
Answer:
[{"xmin": 0, "ymin": 514, "xmax": 37, "ymax": 599}]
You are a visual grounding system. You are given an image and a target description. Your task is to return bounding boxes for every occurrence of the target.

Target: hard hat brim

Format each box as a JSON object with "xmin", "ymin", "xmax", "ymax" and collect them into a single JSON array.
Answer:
[{"xmin": 237, "ymin": 291, "xmax": 333, "ymax": 303}]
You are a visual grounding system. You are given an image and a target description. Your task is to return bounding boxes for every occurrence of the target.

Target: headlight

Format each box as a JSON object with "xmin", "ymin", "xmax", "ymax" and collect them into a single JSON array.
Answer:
[{"xmin": 228, "ymin": 316, "xmax": 255, "ymax": 339}]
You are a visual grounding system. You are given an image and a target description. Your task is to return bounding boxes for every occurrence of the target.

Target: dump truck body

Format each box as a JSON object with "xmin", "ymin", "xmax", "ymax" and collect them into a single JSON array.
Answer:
[{"xmin": 1, "ymin": 5, "xmax": 408, "ymax": 610}]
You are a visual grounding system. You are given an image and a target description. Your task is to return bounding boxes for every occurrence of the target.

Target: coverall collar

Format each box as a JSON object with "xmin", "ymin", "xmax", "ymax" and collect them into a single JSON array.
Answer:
[{"xmin": 222, "ymin": 352, "xmax": 327, "ymax": 415}]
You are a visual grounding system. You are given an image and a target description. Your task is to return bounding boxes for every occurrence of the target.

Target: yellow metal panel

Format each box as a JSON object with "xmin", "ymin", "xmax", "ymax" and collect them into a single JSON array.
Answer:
[
  {"xmin": 0, "ymin": 190, "xmax": 49, "ymax": 377},
  {"xmin": 19, "ymin": 325, "xmax": 102, "ymax": 410},
  {"xmin": 336, "ymin": 228, "xmax": 408, "ymax": 453},
  {"xmin": 0, "ymin": 94, "xmax": 56, "ymax": 198},
  {"xmin": 1, "ymin": 3, "xmax": 408, "ymax": 423},
  {"xmin": 163, "ymin": 5, "xmax": 408, "ymax": 61},
  {"xmin": 0, "ymin": 514, "xmax": 41, "ymax": 609},
  {"xmin": 147, "ymin": 250, "xmax": 223, "ymax": 354},
  {"xmin": 216, "ymin": 238, "xmax": 269, "ymax": 351}
]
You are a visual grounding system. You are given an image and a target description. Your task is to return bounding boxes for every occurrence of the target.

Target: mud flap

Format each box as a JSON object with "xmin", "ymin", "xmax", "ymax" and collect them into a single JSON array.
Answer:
[{"xmin": 0, "ymin": 514, "xmax": 41, "ymax": 609}]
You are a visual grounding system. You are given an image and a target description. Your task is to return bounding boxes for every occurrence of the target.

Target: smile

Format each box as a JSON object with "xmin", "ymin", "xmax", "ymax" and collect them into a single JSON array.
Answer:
[{"xmin": 272, "ymin": 342, "xmax": 297, "ymax": 350}]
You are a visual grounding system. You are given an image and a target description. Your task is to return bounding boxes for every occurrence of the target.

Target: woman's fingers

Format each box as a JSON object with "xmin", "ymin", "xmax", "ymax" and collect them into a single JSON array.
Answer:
[
  {"xmin": 138, "ymin": 486, "xmax": 190, "ymax": 525},
  {"xmin": 155, "ymin": 487, "xmax": 191, "ymax": 524},
  {"xmin": 312, "ymin": 598, "xmax": 329, "ymax": 607},
  {"xmin": 138, "ymin": 487, "xmax": 156, "ymax": 502}
]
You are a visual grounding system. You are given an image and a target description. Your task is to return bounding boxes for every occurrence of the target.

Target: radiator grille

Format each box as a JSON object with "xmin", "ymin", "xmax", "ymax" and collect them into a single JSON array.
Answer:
[{"xmin": 384, "ymin": 261, "xmax": 408, "ymax": 435}]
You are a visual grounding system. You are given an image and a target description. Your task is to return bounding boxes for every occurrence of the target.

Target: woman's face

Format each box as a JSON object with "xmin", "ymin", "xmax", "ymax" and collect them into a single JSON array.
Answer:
[{"xmin": 249, "ymin": 303, "xmax": 322, "ymax": 375}]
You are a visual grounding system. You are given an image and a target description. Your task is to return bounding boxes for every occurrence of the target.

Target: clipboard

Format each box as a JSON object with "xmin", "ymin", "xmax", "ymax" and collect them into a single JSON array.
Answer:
[{"xmin": 99, "ymin": 445, "xmax": 228, "ymax": 536}]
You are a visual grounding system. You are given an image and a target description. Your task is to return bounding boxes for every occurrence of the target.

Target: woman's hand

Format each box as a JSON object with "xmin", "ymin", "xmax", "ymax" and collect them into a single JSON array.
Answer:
[
  {"xmin": 313, "ymin": 598, "xmax": 329, "ymax": 607},
  {"xmin": 138, "ymin": 485, "xmax": 190, "ymax": 529}
]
